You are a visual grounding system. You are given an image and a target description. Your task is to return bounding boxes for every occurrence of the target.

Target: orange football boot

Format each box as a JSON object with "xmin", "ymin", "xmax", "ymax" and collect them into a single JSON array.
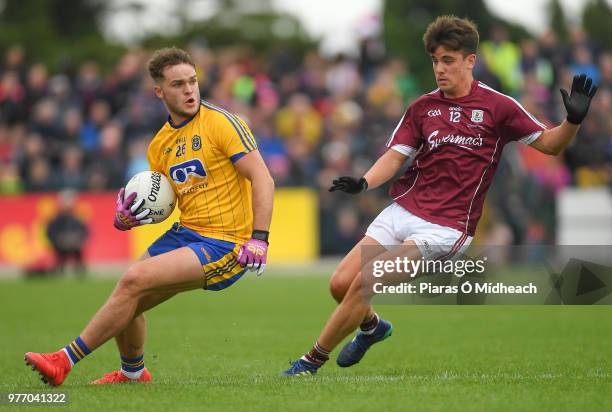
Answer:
[
  {"xmin": 90, "ymin": 368, "xmax": 152, "ymax": 384},
  {"xmin": 24, "ymin": 351, "xmax": 72, "ymax": 387}
]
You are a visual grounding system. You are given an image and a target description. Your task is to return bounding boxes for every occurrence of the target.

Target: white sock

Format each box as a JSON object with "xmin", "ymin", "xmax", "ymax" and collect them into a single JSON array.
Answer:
[
  {"xmin": 120, "ymin": 368, "xmax": 144, "ymax": 379},
  {"xmin": 62, "ymin": 348, "xmax": 75, "ymax": 368}
]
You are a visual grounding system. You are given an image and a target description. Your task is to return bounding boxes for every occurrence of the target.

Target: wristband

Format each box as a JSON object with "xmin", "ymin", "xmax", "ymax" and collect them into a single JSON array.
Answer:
[
  {"xmin": 252, "ymin": 230, "xmax": 269, "ymax": 244},
  {"xmin": 360, "ymin": 177, "xmax": 369, "ymax": 192}
]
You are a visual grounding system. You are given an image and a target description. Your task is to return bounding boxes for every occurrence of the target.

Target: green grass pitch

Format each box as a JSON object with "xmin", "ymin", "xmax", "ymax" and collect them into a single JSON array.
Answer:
[{"xmin": 1, "ymin": 274, "xmax": 610, "ymax": 411}]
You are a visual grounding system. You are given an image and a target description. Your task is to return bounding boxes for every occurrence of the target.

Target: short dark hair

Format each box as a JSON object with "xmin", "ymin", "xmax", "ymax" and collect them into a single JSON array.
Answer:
[
  {"xmin": 423, "ymin": 15, "xmax": 479, "ymax": 56},
  {"xmin": 147, "ymin": 47, "xmax": 195, "ymax": 82}
]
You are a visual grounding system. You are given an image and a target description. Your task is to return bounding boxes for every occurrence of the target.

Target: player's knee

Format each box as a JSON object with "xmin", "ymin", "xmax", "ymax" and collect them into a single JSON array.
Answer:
[
  {"xmin": 329, "ymin": 272, "xmax": 350, "ymax": 303},
  {"xmin": 117, "ymin": 265, "xmax": 149, "ymax": 296}
]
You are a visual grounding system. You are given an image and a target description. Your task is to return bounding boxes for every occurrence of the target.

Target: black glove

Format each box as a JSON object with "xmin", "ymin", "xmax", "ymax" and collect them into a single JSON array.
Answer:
[
  {"xmin": 560, "ymin": 73, "xmax": 598, "ymax": 125},
  {"xmin": 329, "ymin": 176, "xmax": 368, "ymax": 194}
]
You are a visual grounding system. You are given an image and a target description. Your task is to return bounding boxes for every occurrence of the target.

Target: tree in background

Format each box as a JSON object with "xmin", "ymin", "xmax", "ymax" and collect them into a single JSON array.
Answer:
[
  {"xmin": 582, "ymin": 0, "xmax": 612, "ymax": 52},
  {"xmin": 141, "ymin": 0, "xmax": 316, "ymax": 60},
  {"xmin": 0, "ymin": 0, "xmax": 317, "ymax": 70},
  {"xmin": 548, "ymin": 0, "xmax": 569, "ymax": 42},
  {"xmin": 0, "ymin": 0, "xmax": 124, "ymax": 70}
]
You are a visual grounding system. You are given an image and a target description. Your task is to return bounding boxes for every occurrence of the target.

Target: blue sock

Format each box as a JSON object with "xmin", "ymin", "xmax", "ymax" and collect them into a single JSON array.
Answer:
[
  {"xmin": 121, "ymin": 355, "xmax": 145, "ymax": 379},
  {"xmin": 63, "ymin": 336, "xmax": 91, "ymax": 366}
]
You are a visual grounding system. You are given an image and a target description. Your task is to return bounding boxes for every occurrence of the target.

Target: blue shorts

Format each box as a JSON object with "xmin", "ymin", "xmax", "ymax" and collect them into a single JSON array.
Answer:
[{"xmin": 148, "ymin": 223, "xmax": 246, "ymax": 291}]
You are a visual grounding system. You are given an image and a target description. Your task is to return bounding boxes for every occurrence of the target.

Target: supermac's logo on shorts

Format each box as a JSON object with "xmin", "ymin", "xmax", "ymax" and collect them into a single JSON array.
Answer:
[{"xmin": 169, "ymin": 159, "xmax": 207, "ymax": 192}]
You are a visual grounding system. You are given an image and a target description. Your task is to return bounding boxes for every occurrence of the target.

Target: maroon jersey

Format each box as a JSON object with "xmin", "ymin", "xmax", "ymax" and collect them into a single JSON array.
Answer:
[{"xmin": 387, "ymin": 81, "xmax": 546, "ymax": 236}]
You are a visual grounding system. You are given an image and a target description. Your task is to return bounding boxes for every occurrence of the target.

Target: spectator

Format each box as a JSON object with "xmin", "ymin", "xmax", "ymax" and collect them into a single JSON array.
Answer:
[
  {"xmin": 80, "ymin": 99, "xmax": 111, "ymax": 152},
  {"xmin": 480, "ymin": 26, "xmax": 522, "ymax": 94},
  {"xmin": 0, "ymin": 28, "xmax": 609, "ymax": 256},
  {"xmin": 0, "ymin": 71, "xmax": 27, "ymax": 124},
  {"xmin": 570, "ymin": 45, "xmax": 600, "ymax": 84},
  {"xmin": 24, "ymin": 157, "xmax": 54, "ymax": 192},
  {"xmin": 85, "ymin": 122, "xmax": 126, "ymax": 189},
  {"xmin": 56, "ymin": 146, "xmax": 85, "ymax": 190},
  {"xmin": 275, "ymin": 93, "xmax": 323, "ymax": 146},
  {"xmin": 46, "ymin": 190, "xmax": 89, "ymax": 276},
  {"xmin": 24, "ymin": 64, "xmax": 49, "ymax": 116}
]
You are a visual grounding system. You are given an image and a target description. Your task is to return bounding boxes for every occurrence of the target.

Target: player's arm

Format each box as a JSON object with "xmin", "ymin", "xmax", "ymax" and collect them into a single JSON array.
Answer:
[
  {"xmin": 234, "ymin": 150, "xmax": 274, "ymax": 232},
  {"xmin": 234, "ymin": 150, "xmax": 275, "ymax": 275},
  {"xmin": 329, "ymin": 149, "xmax": 411, "ymax": 194},
  {"xmin": 529, "ymin": 74, "xmax": 598, "ymax": 156},
  {"xmin": 529, "ymin": 121, "xmax": 579, "ymax": 155},
  {"xmin": 364, "ymin": 148, "xmax": 411, "ymax": 190}
]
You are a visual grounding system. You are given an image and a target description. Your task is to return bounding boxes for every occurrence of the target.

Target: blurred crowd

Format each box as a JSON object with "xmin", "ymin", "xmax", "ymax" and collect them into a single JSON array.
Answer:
[{"xmin": 0, "ymin": 26, "xmax": 611, "ymax": 254}]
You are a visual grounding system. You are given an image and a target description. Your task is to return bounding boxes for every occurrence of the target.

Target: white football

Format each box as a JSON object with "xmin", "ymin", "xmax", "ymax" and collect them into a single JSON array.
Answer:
[{"xmin": 124, "ymin": 171, "xmax": 176, "ymax": 224}]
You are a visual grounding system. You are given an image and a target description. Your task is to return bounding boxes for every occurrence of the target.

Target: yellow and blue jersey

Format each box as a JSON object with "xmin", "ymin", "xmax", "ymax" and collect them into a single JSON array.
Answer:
[{"xmin": 147, "ymin": 100, "xmax": 257, "ymax": 245}]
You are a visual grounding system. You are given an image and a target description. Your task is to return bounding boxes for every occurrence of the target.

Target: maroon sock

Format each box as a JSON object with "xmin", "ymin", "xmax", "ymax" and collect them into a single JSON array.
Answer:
[
  {"xmin": 302, "ymin": 341, "xmax": 330, "ymax": 365},
  {"xmin": 360, "ymin": 313, "xmax": 380, "ymax": 334}
]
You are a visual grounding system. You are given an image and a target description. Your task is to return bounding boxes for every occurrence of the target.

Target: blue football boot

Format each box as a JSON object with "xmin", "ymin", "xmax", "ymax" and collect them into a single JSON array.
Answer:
[
  {"xmin": 336, "ymin": 319, "xmax": 393, "ymax": 367},
  {"xmin": 281, "ymin": 358, "xmax": 321, "ymax": 377}
]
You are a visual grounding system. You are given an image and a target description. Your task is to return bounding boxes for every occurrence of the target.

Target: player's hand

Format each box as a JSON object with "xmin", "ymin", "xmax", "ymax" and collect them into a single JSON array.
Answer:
[
  {"xmin": 113, "ymin": 188, "xmax": 152, "ymax": 231},
  {"xmin": 560, "ymin": 73, "xmax": 598, "ymax": 125},
  {"xmin": 237, "ymin": 238, "xmax": 268, "ymax": 276},
  {"xmin": 329, "ymin": 176, "xmax": 368, "ymax": 194}
]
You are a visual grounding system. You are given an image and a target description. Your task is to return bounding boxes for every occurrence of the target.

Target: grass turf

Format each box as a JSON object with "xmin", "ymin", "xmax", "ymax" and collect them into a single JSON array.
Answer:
[{"xmin": 0, "ymin": 274, "xmax": 610, "ymax": 411}]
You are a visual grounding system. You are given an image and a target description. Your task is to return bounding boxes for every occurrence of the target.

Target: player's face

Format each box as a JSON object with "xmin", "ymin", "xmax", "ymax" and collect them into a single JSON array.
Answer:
[
  {"xmin": 430, "ymin": 46, "xmax": 475, "ymax": 98},
  {"xmin": 154, "ymin": 63, "xmax": 200, "ymax": 122}
]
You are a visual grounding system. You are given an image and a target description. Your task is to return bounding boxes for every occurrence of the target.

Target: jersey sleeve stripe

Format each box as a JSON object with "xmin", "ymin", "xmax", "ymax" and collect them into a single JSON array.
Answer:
[
  {"xmin": 386, "ymin": 110, "xmax": 409, "ymax": 147},
  {"xmin": 230, "ymin": 152, "xmax": 246, "ymax": 163},
  {"xmin": 477, "ymin": 82, "xmax": 547, "ymax": 129},
  {"xmin": 201, "ymin": 101, "xmax": 254, "ymax": 151},
  {"xmin": 390, "ymin": 144, "xmax": 417, "ymax": 157},
  {"xmin": 237, "ymin": 117, "xmax": 258, "ymax": 149},
  {"xmin": 247, "ymin": 129, "xmax": 258, "ymax": 149},
  {"xmin": 224, "ymin": 110, "xmax": 256, "ymax": 151},
  {"xmin": 226, "ymin": 112, "xmax": 255, "ymax": 151},
  {"xmin": 519, "ymin": 131, "xmax": 542, "ymax": 145}
]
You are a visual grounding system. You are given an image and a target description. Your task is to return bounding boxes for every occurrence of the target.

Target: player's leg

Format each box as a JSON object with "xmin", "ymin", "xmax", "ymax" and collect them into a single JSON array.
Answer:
[
  {"xmin": 91, "ymin": 290, "xmax": 177, "ymax": 384},
  {"xmin": 318, "ymin": 240, "xmax": 421, "ymax": 353},
  {"xmin": 110, "ymin": 252, "xmax": 171, "ymax": 379},
  {"xmin": 320, "ymin": 236, "xmax": 388, "ymax": 364},
  {"xmin": 329, "ymin": 205, "xmax": 402, "ymax": 327},
  {"xmin": 283, "ymin": 240, "xmax": 422, "ymax": 376},
  {"xmin": 113, "ymin": 251, "xmax": 151, "ymax": 360},
  {"xmin": 333, "ymin": 224, "xmax": 470, "ymax": 368},
  {"xmin": 56, "ymin": 250, "xmax": 68, "ymax": 273},
  {"xmin": 80, "ymin": 247, "xmax": 204, "ymax": 350},
  {"xmin": 74, "ymin": 250, "xmax": 86, "ymax": 277},
  {"xmin": 25, "ymin": 247, "xmax": 204, "ymax": 386},
  {"xmin": 115, "ymin": 291, "xmax": 177, "ymax": 358},
  {"xmin": 303, "ymin": 213, "xmax": 472, "ymax": 373},
  {"xmin": 282, "ymin": 205, "xmax": 402, "ymax": 376},
  {"xmin": 329, "ymin": 236, "xmax": 386, "ymax": 303},
  {"xmin": 95, "ymin": 234, "xmax": 246, "ymax": 383}
]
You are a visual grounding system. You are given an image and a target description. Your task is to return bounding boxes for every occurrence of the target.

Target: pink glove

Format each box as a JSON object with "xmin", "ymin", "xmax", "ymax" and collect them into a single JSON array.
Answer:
[
  {"xmin": 237, "ymin": 238, "xmax": 268, "ymax": 275},
  {"xmin": 113, "ymin": 188, "xmax": 152, "ymax": 231}
]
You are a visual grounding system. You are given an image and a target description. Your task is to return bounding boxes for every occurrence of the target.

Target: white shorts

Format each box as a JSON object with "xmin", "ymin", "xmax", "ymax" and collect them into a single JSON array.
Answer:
[{"xmin": 365, "ymin": 203, "xmax": 472, "ymax": 260}]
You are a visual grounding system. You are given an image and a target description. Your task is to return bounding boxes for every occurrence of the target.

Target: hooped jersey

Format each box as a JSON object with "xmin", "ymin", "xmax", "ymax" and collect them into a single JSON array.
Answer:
[{"xmin": 147, "ymin": 101, "xmax": 257, "ymax": 244}]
